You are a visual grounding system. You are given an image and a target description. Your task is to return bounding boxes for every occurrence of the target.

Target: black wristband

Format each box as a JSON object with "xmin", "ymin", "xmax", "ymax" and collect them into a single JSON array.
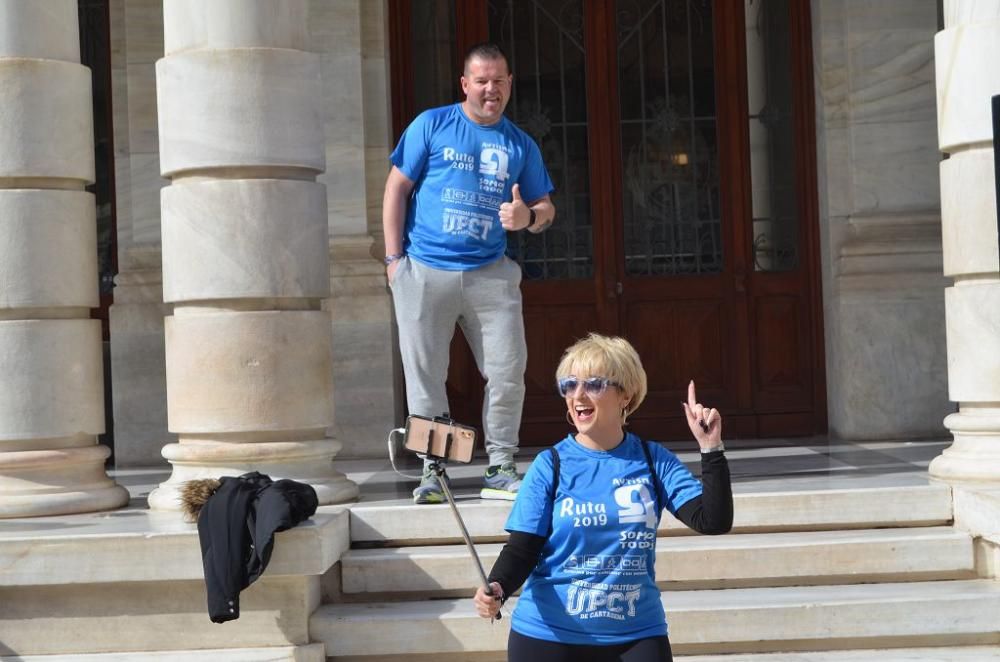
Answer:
[{"xmin": 526, "ymin": 208, "xmax": 536, "ymax": 228}]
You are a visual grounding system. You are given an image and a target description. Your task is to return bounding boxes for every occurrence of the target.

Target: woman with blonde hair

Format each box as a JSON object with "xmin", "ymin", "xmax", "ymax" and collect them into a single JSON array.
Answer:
[{"xmin": 474, "ymin": 333, "xmax": 733, "ymax": 661}]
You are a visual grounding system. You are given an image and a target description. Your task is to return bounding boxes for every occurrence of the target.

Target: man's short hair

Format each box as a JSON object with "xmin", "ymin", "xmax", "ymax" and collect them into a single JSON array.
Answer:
[{"xmin": 463, "ymin": 42, "xmax": 510, "ymax": 74}]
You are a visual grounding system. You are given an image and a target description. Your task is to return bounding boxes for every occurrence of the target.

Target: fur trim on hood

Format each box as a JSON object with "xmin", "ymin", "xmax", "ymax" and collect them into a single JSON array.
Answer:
[{"xmin": 180, "ymin": 478, "xmax": 222, "ymax": 522}]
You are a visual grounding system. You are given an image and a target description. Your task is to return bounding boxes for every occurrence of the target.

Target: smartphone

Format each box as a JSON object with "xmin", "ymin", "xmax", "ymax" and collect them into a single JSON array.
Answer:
[{"xmin": 404, "ymin": 415, "xmax": 477, "ymax": 463}]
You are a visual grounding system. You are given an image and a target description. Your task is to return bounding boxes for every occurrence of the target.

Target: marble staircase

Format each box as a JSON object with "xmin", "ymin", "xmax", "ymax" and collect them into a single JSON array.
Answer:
[
  {"xmin": 313, "ymin": 483, "xmax": 1000, "ymax": 660},
  {"xmin": 3, "ymin": 441, "xmax": 999, "ymax": 660}
]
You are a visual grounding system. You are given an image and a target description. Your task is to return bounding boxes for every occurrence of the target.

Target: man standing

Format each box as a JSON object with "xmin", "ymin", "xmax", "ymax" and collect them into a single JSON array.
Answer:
[{"xmin": 383, "ymin": 43, "xmax": 556, "ymax": 504}]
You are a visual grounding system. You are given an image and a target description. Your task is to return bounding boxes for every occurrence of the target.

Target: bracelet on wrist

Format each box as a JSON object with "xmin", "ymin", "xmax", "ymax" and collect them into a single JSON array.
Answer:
[
  {"xmin": 700, "ymin": 442, "xmax": 725, "ymax": 454},
  {"xmin": 526, "ymin": 208, "xmax": 536, "ymax": 229},
  {"xmin": 383, "ymin": 252, "xmax": 405, "ymax": 266}
]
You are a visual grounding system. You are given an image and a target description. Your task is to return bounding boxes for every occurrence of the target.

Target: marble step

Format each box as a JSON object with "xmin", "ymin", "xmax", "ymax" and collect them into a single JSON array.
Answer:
[
  {"xmin": 313, "ymin": 646, "xmax": 1000, "ymax": 662},
  {"xmin": 311, "ymin": 579, "xmax": 1000, "ymax": 658},
  {"xmin": 340, "ymin": 526, "xmax": 974, "ymax": 597},
  {"xmin": 677, "ymin": 649, "xmax": 1000, "ymax": 661},
  {"xmin": 348, "ymin": 484, "xmax": 953, "ymax": 545},
  {"xmin": 11, "ymin": 646, "xmax": 999, "ymax": 662}
]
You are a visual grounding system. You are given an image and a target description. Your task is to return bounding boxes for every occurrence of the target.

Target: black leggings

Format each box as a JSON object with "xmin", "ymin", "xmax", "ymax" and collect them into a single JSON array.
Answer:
[{"xmin": 508, "ymin": 630, "xmax": 672, "ymax": 662}]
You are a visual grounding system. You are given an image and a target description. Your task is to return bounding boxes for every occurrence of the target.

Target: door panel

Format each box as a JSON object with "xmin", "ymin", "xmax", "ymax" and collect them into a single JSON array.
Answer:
[
  {"xmin": 744, "ymin": 0, "xmax": 821, "ymax": 421},
  {"xmin": 610, "ymin": 0, "xmax": 749, "ymax": 438},
  {"xmin": 624, "ymin": 300, "xmax": 728, "ymax": 392},
  {"xmin": 523, "ymin": 305, "xmax": 598, "ymax": 406},
  {"xmin": 752, "ymin": 287, "xmax": 813, "ymax": 412}
]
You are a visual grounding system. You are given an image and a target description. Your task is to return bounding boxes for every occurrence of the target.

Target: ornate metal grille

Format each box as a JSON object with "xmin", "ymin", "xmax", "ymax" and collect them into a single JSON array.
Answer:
[
  {"xmin": 747, "ymin": 0, "xmax": 798, "ymax": 272},
  {"xmin": 490, "ymin": 0, "xmax": 593, "ymax": 280},
  {"xmin": 617, "ymin": 0, "xmax": 722, "ymax": 276}
]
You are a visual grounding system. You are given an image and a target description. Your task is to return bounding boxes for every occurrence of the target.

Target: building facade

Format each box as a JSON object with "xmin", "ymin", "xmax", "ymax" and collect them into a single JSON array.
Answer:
[
  {"xmin": 1, "ymin": 0, "xmax": 998, "ymax": 517},
  {"xmin": 108, "ymin": 0, "xmax": 955, "ymax": 466}
]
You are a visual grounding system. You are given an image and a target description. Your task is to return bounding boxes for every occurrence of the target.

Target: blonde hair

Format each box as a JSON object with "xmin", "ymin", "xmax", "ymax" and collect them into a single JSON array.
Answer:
[{"xmin": 555, "ymin": 333, "xmax": 647, "ymax": 418}]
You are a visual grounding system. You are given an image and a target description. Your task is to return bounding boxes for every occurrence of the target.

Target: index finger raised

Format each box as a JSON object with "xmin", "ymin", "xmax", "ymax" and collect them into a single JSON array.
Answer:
[{"xmin": 687, "ymin": 380, "xmax": 698, "ymax": 408}]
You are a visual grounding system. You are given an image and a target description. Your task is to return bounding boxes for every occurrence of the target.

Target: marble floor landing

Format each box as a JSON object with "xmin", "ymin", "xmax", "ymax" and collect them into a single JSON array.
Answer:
[
  {"xmin": 112, "ymin": 436, "xmax": 950, "ymax": 505},
  {"xmin": 0, "ymin": 438, "xmax": 950, "ymax": 535}
]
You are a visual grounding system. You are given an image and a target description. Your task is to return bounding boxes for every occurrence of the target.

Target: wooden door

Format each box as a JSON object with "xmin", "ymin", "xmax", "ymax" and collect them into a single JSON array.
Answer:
[
  {"xmin": 594, "ymin": 0, "xmax": 751, "ymax": 441},
  {"xmin": 390, "ymin": 0, "xmax": 826, "ymax": 445}
]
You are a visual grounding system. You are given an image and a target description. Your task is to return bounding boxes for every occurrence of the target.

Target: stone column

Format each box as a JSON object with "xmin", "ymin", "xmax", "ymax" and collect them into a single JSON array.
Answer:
[
  {"xmin": 929, "ymin": 2, "xmax": 1000, "ymax": 483},
  {"xmin": 147, "ymin": 0, "xmax": 358, "ymax": 509},
  {"xmin": 0, "ymin": 0, "xmax": 129, "ymax": 517}
]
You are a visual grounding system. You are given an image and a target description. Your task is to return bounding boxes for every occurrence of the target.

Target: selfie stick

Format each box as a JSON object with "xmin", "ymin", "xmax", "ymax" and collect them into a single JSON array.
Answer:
[
  {"xmin": 426, "ymin": 455, "xmax": 502, "ymax": 620},
  {"xmin": 427, "ymin": 414, "xmax": 502, "ymax": 620}
]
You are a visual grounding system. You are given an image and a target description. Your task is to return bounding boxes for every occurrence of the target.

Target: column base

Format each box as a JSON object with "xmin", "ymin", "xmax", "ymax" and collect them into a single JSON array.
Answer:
[
  {"xmin": 929, "ymin": 410, "xmax": 1000, "ymax": 485},
  {"xmin": 0, "ymin": 445, "xmax": 130, "ymax": 518},
  {"xmin": 147, "ymin": 438, "xmax": 359, "ymax": 510}
]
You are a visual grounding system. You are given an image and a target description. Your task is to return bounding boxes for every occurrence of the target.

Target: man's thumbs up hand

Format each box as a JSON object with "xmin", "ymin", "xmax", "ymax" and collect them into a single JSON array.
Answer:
[{"xmin": 499, "ymin": 183, "xmax": 531, "ymax": 231}]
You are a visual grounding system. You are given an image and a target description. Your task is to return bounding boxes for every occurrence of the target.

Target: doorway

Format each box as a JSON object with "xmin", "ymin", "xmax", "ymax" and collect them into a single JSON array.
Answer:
[{"xmin": 390, "ymin": 0, "xmax": 826, "ymax": 444}]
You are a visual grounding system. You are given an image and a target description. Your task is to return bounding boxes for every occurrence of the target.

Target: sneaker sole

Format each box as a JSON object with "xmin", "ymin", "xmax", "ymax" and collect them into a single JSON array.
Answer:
[
  {"xmin": 480, "ymin": 488, "xmax": 517, "ymax": 501},
  {"xmin": 413, "ymin": 492, "xmax": 446, "ymax": 505}
]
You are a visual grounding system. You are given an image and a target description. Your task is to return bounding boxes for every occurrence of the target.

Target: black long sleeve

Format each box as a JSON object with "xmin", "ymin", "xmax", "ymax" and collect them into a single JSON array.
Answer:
[
  {"xmin": 487, "ymin": 530, "xmax": 547, "ymax": 601},
  {"xmin": 674, "ymin": 450, "xmax": 733, "ymax": 534}
]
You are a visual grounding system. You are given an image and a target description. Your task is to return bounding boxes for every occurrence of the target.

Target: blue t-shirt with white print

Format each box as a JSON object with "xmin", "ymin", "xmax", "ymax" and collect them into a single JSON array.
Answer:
[
  {"xmin": 505, "ymin": 432, "xmax": 703, "ymax": 645},
  {"xmin": 390, "ymin": 103, "xmax": 554, "ymax": 270}
]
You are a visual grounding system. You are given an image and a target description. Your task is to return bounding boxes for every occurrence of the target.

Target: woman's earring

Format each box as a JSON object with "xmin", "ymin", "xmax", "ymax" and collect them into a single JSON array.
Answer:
[{"xmin": 566, "ymin": 410, "xmax": 574, "ymax": 426}]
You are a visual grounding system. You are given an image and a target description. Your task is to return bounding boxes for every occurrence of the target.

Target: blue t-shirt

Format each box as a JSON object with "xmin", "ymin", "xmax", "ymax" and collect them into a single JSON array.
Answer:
[
  {"xmin": 390, "ymin": 104, "xmax": 554, "ymax": 270},
  {"xmin": 505, "ymin": 432, "xmax": 703, "ymax": 645}
]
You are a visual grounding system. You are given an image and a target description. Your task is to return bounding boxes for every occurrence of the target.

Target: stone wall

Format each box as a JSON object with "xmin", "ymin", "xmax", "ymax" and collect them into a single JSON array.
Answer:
[
  {"xmin": 109, "ymin": 0, "xmax": 172, "ymax": 466},
  {"xmin": 314, "ymin": 0, "xmax": 400, "ymax": 458},
  {"xmin": 812, "ymin": 0, "xmax": 953, "ymax": 440}
]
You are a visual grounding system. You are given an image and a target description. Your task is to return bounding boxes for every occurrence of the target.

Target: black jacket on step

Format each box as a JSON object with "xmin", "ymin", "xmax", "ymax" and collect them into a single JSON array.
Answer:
[{"xmin": 196, "ymin": 472, "xmax": 318, "ymax": 623}]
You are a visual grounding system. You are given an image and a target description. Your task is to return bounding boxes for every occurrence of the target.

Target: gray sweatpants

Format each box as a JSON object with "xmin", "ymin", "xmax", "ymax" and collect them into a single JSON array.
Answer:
[{"xmin": 390, "ymin": 255, "xmax": 527, "ymax": 467}]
